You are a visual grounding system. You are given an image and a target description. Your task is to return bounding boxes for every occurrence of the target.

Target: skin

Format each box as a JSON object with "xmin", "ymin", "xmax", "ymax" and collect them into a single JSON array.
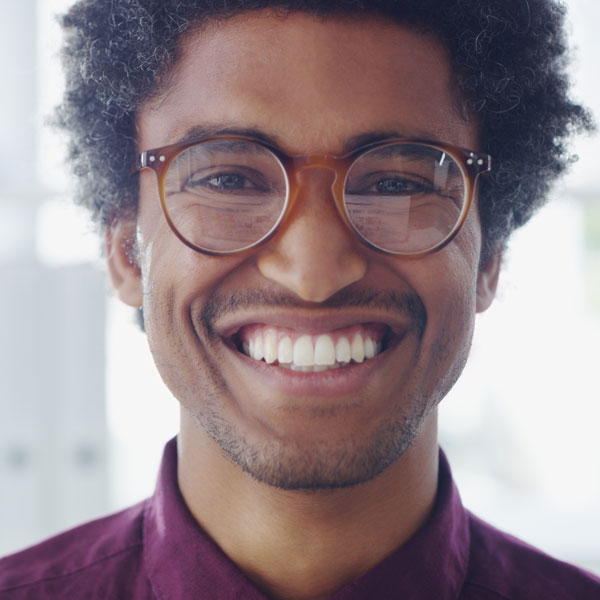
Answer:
[{"xmin": 107, "ymin": 11, "xmax": 501, "ymax": 600}]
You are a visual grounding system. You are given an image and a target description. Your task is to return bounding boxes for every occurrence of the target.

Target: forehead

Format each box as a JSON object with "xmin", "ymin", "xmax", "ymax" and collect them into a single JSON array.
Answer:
[{"xmin": 137, "ymin": 11, "xmax": 477, "ymax": 154}]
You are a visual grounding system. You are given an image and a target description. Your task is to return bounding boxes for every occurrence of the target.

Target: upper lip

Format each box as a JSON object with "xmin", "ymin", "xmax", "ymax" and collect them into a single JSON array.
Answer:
[{"xmin": 215, "ymin": 309, "xmax": 413, "ymax": 340}]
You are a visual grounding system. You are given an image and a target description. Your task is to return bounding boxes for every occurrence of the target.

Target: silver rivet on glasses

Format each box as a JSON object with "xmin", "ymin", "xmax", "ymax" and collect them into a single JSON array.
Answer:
[
  {"xmin": 149, "ymin": 155, "xmax": 156, "ymax": 162},
  {"xmin": 159, "ymin": 156, "xmax": 166, "ymax": 162},
  {"xmin": 477, "ymin": 158, "xmax": 484, "ymax": 166},
  {"xmin": 467, "ymin": 158, "xmax": 474, "ymax": 165}
]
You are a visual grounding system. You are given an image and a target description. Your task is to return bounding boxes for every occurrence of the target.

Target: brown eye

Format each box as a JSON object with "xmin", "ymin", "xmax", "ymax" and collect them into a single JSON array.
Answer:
[
  {"xmin": 374, "ymin": 177, "xmax": 429, "ymax": 195},
  {"xmin": 187, "ymin": 172, "xmax": 250, "ymax": 192}
]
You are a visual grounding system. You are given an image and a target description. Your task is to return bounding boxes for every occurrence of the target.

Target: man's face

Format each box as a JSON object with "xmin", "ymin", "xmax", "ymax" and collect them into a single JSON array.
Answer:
[{"xmin": 115, "ymin": 11, "xmax": 498, "ymax": 489}]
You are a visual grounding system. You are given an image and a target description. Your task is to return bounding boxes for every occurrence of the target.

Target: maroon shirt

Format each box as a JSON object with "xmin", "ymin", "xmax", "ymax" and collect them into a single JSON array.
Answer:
[{"xmin": 1, "ymin": 438, "xmax": 599, "ymax": 599}]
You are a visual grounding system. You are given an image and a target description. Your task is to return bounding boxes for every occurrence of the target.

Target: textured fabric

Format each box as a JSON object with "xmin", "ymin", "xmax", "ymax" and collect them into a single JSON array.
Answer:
[{"xmin": 1, "ymin": 438, "xmax": 599, "ymax": 599}]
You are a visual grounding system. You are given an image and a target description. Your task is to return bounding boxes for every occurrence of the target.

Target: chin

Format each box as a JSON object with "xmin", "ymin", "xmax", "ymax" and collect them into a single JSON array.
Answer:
[{"xmin": 195, "ymin": 399, "xmax": 427, "ymax": 491}]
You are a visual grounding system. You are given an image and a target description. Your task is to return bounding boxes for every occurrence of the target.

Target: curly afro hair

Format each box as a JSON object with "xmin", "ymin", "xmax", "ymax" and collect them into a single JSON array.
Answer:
[{"xmin": 56, "ymin": 0, "xmax": 593, "ymax": 263}]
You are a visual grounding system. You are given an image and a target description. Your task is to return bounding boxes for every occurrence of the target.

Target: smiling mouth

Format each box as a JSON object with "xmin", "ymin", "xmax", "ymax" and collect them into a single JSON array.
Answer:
[{"xmin": 232, "ymin": 323, "xmax": 393, "ymax": 372}]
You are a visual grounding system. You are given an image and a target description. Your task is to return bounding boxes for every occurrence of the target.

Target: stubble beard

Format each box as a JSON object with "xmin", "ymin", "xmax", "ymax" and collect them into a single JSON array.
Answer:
[
  {"xmin": 190, "ymin": 371, "xmax": 430, "ymax": 491},
  {"xmin": 171, "ymin": 288, "xmax": 448, "ymax": 491}
]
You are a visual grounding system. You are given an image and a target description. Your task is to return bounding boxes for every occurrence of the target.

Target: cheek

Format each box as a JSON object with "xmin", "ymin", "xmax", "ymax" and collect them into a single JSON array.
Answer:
[
  {"xmin": 423, "ymin": 261, "xmax": 477, "ymax": 358},
  {"xmin": 415, "ymin": 277, "xmax": 477, "ymax": 413},
  {"xmin": 138, "ymin": 238, "xmax": 235, "ymax": 333},
  {"xmin": 136, "ymin": 174, "xmax": 237, "ymax": 305},
  {"xmin": 406, "ymin": 220, "xmax": 482, "ymax": 406},
  {"xmin": 134, "ymin": 195, "xmax": 251, "ymax": 371},
  {"xmin": 135, "ymin": 233, "xmax": 227, "ymax": 406},
  {"xmin": 427, "ymin": 223, "xmax": 481, "ymax": 345}
]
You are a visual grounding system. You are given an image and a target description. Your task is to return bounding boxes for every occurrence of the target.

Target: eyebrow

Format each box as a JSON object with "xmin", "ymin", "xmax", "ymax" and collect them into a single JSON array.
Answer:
[
  {"xmin": 170, "ymin": 123, "xmax": 441, "ymax": 156},
  {"xmin": 174, "ymin": 125, "xmax": 277, "ymax": 147}
]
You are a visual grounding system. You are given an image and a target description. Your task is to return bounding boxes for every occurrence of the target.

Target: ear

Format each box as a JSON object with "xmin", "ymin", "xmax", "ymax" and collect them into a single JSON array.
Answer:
[
  {"xmin": 105, "ymin": 221, "xmax": 143, "ymax": 308},
  {"xmin": 476, "ymin": 251, "xmax": 502, "ymax": 313}
]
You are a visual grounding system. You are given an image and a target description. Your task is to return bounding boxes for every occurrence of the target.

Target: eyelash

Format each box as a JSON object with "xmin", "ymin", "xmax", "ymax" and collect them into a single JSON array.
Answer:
[{"xmin": 184, "ymin": 169, "xmax": 270, "ymax": 194}]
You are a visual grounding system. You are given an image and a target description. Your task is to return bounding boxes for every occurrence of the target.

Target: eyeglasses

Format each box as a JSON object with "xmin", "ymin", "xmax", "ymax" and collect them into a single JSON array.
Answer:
[{"xmin": 136, "ymin": 135, "xmax": 491, "ymax": 256}]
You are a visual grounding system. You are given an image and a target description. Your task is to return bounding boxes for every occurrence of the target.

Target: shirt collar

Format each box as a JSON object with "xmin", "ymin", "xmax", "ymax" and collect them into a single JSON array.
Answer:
[{"xmin": 143, "ymin": 438, "xmax": 469, "ymax": 599}]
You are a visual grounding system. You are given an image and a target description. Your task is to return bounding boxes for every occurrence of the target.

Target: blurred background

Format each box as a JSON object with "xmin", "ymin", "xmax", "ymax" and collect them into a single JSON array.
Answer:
[{"xmin": 0, "ymin": 0, "xmax": 599, "ymax": 575}]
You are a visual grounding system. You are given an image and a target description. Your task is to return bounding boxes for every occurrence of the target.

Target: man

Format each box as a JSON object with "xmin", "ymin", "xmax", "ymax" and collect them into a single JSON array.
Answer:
[{"xmin": 1, "ymin": 0, "xmax": 598, "ymax": 598}]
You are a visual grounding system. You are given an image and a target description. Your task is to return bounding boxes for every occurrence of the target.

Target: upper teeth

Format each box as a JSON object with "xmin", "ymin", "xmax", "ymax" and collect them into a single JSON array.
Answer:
[{"xmin": 243, "ymin": 330, "xmax": 382, "ymax": 370}]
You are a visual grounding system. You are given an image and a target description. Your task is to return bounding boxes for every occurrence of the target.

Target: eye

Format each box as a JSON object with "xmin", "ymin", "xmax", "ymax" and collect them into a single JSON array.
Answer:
[
  {"xmin": 373, "ymin": 177, "xmax": 430, "ymax": 195},
  {"xmin": 185, "ymin": 171, "xmax": 261, "ymax": 193},
  {"xmin": 348, "ymin": 171, "xmax": 433, "ymax": 196},
  {"xmin": 207, "ymin": 173, "xmax": 246, "ymax": 190}
]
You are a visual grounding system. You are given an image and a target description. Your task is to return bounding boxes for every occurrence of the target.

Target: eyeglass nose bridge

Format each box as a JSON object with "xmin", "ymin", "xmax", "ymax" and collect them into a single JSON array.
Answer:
[{"xmin": 281, "ymin": 153, "xmax": 354, "ymax": 232}]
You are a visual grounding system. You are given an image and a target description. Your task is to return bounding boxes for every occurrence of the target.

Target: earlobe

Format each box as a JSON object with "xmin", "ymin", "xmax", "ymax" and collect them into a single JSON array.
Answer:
[
  {"xmin": 476, "ymin": 252, "xmax": 502, "ymax": 313},
  {"xmin": 105, "ymin": 221, "xmax": 143, "ymax": 308}
]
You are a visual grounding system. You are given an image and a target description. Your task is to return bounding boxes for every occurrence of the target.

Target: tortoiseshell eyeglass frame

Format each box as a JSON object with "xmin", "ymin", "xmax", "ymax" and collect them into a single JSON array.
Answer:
[{"xmin": 136, "ymin": 135, "xmax": 491, "ymax": 257}]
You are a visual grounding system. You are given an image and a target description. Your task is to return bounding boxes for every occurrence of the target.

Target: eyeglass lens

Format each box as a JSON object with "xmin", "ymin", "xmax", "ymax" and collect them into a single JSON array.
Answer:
[{"xmin": 162, "ymin": 140, "xmax": 467, "ymax": 254}]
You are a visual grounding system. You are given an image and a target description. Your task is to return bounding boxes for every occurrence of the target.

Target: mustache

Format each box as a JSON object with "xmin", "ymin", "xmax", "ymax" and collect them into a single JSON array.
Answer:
[{"xmin": 201, "ymin": 288, "xmax": 427, "ymax": 339}]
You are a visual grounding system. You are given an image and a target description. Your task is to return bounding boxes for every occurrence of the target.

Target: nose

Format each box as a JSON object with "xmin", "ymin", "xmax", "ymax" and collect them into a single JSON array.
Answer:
[{"xmin": 256, "ymin": 169, "xmax": 368, "ymax": 302}]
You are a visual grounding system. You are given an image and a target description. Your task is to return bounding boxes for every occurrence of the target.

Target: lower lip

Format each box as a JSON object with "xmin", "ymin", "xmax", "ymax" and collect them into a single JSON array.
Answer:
[{"xmin": 221, "ymin": 337, "xmax": 400, "ymax": 397}]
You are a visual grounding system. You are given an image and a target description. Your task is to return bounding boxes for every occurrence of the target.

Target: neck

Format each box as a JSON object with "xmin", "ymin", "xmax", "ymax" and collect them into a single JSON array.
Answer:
[{"xmin": 178, "ymin": 413, "xmax": 439, "ymax": 600}]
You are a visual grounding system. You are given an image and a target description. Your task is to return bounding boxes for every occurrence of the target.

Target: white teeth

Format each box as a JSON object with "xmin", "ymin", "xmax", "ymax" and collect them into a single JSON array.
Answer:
[
  {"xmin": 264, "ymin": 329, "xmax": 278, "ymax": 364},
  {"xmin": 253, "ymin": 335, "xmax": 264, "ymax": 361},
  {"xmin": 335, "ymin": 337, "xmax": 351, "ymax": 364},
  {"xmin": 293, "ymin": 335, "xmax": 314, "ymax": 367},
  {"xmin": 351, "ymin": 335, "xmax": 365, "ymax": 363},
  {"xmin": 291, "ymin": 364, "xmax": 314, "ymax": 372},
  {"xmin": 278, "ymin": 336, "xmax": 293, "ymax": 364},
  {"xmin": 314, "ymin": 335, "xmax": 336, "ymax": 366},
  {"xmin": 243, "ymin": 330, "xmax": 383, "ymax": 369}
]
